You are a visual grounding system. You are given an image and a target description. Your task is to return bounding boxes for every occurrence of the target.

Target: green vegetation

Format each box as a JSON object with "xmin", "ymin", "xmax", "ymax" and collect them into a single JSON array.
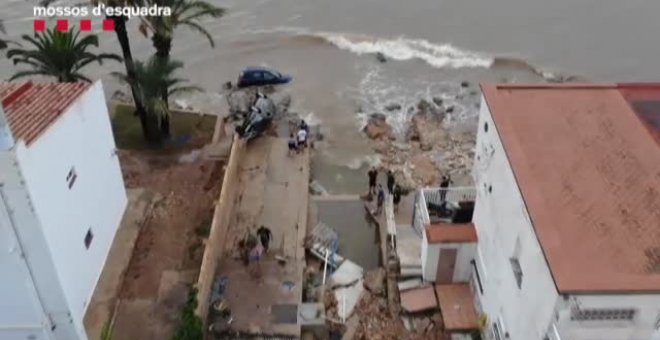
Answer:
[
  {"xmin": 100, "ymin": 318, "xmax": 113, "ymax": 340},
  {"xmin": 111, "ymin": 103, "xmax": 215, "ymax": 150},
  {"xmin": 112, "ymin": 57, "xmax": 201, "ymax": 143},
  {"xmin": 6, "ymin": 28, "xmax": 120, "ymax": 82},
  {"xmin": 194, "ymin": 222, "xmax": 211, "ymax": 238},
  {"xmin": 173, "ymin": 288, "xmax": 204, "ymax": 340}
]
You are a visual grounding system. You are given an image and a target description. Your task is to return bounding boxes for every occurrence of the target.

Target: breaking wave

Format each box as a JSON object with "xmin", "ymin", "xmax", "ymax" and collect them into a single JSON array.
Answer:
[{"xmin": 316, "ymin": 33, "xmax": 494, "ymax": 69}]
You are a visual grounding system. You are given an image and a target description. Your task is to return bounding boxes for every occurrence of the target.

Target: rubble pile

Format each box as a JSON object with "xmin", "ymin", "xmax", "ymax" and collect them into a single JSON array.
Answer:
[{"xmin": 362, "ymin": 94, "xmax": 477, "ymax": 191}]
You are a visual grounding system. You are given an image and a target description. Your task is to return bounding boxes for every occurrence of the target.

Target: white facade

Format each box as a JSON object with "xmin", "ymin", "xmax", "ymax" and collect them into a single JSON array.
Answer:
[
  {"xmin": 0, "ymin": 81, "xmax": 126, "ymax": 340},
  {"xmin": 472, "ymin": 94, "xmax": 660, "ymax": 340},
  {"xmin": 421, "ymin": 231, "xmax": 476, "ymax": 283}
]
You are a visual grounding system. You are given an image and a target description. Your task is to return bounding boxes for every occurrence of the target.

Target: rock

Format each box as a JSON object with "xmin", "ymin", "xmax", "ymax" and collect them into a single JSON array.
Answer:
[
  {"xmin": 363, "ymin": 268, "xmax": 386, "ymax": 296},
  {"xmin": 375, "ymin": 52, "xmax": 387, "ymax": 63},
  {"xmin": 309, "ymin": 180, "xmax": 329, "ymax": 196},
  {"xmin": 461, "ymin": 81, "xmax": 470, "ymax": 88},
  {"xmin": 432, "ymin": 96, "xmax": 443, "ymax": 107},
  {"xmin": 384, "ymin": 103, "xmax": 402, "ymax": 111},
  {"xmin": 445, "ymin": 105, "xmax": 455, "ymax": 114},
  {"xmin": 416, "ymin": 99, "xmax": 433, "ymax": 115},
  {"xmin": 363, "ymin": 113, "xmax": 395, "ymax": 141},
  {"xmin": 111, "ymin": 90, "xmax": 130, "ymax": 103},
  {"xmin": 222, "ymin": 81, "xmax": 233, "ymax": 90}
]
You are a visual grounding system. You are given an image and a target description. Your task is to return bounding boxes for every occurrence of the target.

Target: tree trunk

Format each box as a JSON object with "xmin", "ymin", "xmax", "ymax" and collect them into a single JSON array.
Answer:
[
  {"xmin": 152, "ymin": 33, "xmax": 173, "ymax": 138},
  {"xmin": 110, "ymin": 15, "xmax": 153, "ymax": 141}
]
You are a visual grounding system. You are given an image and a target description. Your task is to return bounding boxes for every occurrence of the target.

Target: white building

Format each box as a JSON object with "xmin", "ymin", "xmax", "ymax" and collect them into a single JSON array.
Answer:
[
  {"xmin": 0, "ymin": 81, "xmax": 127, "ymax": 340},
  {"xmin": 418, "ymin": 83, "xmax": 660, "ymax": 340}
]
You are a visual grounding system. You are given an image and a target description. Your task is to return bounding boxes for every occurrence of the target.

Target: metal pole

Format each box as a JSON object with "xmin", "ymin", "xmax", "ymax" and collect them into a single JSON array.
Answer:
[{"xmin": 322, "ymin": 248, "xmax": 329, "ymax": 285}]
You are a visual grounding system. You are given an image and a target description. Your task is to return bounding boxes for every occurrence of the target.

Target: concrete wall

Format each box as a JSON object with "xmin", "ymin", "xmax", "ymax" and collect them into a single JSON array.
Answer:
[
  {"xmin": 15, "ymin": 81, "xmax": 126, "ymax": 339},
  {"xmin": 422, "ymin": 236, "xmax": 476, "ymax": 283},
  {"xmin": 472, "ymin": 95, "xmax": 560, "ymax": 340},
  {"xmin": 196, "ymin": 136, "xmax": 244, "ymax": 320},
  {"xmin": 552, "ymin": 294, "xmax": 660, "ymax": 340},
  {"xmin": 0, "ymin": 151, "xmax": 79, "ymax": 339}
]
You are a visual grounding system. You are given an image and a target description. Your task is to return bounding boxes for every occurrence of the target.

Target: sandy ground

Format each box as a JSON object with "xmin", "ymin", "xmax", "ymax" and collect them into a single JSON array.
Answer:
[
  {"xmin": 107, "ymin": 149, "xmax": 224, "ymax": 340},
  {"xmin": 208, "ymin": 136, "xmax": 310, "ymax": 338}
]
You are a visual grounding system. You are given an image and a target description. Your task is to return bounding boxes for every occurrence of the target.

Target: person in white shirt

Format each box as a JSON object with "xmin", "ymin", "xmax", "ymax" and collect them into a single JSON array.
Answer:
[{"xmin": 297, "ymin": 128, "xmax": 307, "ymax": 152}]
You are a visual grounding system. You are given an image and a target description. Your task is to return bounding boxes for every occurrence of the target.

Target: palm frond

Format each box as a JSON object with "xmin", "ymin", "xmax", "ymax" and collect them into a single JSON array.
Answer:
[{"xmin": 7, "ymin": 28, "xmax": 120, "ymax": 82}]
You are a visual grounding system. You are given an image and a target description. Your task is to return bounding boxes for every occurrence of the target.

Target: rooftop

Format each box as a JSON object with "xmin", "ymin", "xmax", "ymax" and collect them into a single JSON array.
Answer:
[
  {"xmin": 0, "ymin": 81, "xmax": 91, "ymax": 145},
  {"xmin": 425, "ymin": 223, "xmax": 477, "ymax": 244},
  {"xmin": 481, "ymin": 83, "xmax": 660, "ymax": 293}
]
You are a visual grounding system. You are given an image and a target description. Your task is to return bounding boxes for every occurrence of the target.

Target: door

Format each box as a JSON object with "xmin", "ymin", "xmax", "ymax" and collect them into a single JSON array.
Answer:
[{"xmin": 436, "ymin": 248, "xmax": 457, "ymax": 283}]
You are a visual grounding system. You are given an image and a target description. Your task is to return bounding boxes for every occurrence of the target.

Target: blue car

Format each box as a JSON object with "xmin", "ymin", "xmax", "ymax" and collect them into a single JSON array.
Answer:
[{"xmin": 237, "ymin": 67, "xmax": 292, "ymax": 88}]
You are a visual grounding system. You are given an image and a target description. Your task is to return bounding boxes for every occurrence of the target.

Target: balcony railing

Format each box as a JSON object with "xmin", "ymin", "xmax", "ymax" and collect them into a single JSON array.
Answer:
[{"xmin": 412, "ymin": 186, "xmax": 476, "ymax": 236}]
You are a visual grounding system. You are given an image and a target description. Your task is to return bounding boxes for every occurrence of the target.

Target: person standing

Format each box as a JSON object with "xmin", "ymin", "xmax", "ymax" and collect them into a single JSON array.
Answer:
[
  {"xmin": 393, "ymin": 184, "xmax": 402, "ymax": 213},
  {"xmin": 256, "ymin": 225, "xmax": 273, "ymax": 253},
  {"xmin": 287, "ymin": 133, "xmax": 297, "ymax": 156},
  {"xmin": 376, "ymin": 185, "xmax": 385, "ymax": 215},
  {"xmin": 297, "ymin": 128, "xmax": 307, "ymax": 152},
  {"xmin": 368, "ymin": 167, "xmax": 378, "ymax": 196},
  {"xmin": 386, "ymin": 170, "xmax": 395, "ymax": 194},
  {"xmin": 439, "ymin": 175, "xmax": 452, "ymax": 202}
]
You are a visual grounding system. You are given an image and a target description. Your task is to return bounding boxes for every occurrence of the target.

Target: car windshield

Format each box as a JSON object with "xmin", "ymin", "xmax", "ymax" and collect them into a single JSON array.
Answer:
[{"xmin": 272, "ymin": 71, "xmax": 282, "ymax": 78}]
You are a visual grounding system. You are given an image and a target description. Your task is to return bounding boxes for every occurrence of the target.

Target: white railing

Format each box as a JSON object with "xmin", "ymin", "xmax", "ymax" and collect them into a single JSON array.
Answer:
[
  {"xmin": 423, "ymin": 186, "xmax": 476, "ymax": 207},
  {"xmin": 412, "ymin": 189, "xmax": 430, "ymax": 236},
  {"xmin": 412, "ymin": 186, "xmax": 476, "ymax": 236}
]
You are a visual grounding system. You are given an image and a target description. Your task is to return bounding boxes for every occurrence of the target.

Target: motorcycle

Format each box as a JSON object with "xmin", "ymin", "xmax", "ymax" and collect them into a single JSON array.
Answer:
[{"xmin": 236, "ymin": 92, "xmax": 275, "ymax": 141}]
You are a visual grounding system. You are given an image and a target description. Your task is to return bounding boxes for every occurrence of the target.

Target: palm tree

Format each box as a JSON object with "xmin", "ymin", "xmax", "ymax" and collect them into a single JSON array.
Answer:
[
  {"xmin": 146, "ymin": 0, "xmax": 224, "ymax": 61},
  {"xmin": 0, "ymin": 19, "xmax": 9, "ymax": 50},
  {"xmin": 6, "ymin": 28, "xmax": 120, "ymax": 82},
  {"xmin": 112, "ymin": 57, "xmax": 201, "ymax": 143},
  {"xmin": 143, "ymin": 0, "xmax": 223, "ymax": 132}
]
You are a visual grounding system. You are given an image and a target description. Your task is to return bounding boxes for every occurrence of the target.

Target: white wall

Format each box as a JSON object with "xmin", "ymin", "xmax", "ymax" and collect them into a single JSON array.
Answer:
[
  {"xmin": 554, "ymin": 294, "xmax": 660, "ymax": 340},
  {"xmin": 422, "ymin": 237, "xmax": 475, "ymax": 283},
  {"xmin": 0, "ymin": 151, "xmax": 78, "ymax": 340},
  {"xmin": 15, "ymin": 81, "xmax": 126, "ymax": 339},
  {"xmin": 472, "ymin": 95, "xmax": 560, "ymax": 340}
]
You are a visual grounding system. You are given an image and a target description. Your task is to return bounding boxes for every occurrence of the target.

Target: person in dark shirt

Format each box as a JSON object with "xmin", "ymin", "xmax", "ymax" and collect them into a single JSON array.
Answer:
[
  {"xmin": 376, "ymin": 185, "xmax": 385, "ymax": 215},
  {"xmin": 392, "ymin": 184, "xmax": 402, "ymax": 213},
  {"xmin": 439, "ymin": 175, "xmax": 452, "ymax": 202},
  {"xmin": 386, "ymin": 170, "xmax": 395, "ymax": 194},
  {"xmin": 368, "ymin": 167, "xmax": 378, "ymax": 196},
  {"xmin": 256, "ymin": 225, "xmax": 273, "ymax": 253}
]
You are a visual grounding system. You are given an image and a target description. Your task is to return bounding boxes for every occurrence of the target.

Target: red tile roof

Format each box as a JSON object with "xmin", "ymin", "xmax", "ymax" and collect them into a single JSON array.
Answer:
[
  {"xmin": 426, "ymin": 223, "xmax": 478, "ymax": 244},
  {"xmin": 0, "ymin": 81, "xmax": 91, "ymax": 145},
  {"xmin": 481, "ymin": 83, "xmax": 660, "ymax": 293},
  {"xmin": 435, "ymin": 284, "xmax": 479, "ymax": 331}
]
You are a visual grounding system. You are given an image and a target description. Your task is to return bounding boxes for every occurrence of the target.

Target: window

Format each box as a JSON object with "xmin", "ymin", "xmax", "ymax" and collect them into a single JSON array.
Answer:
[
  {"xmin": 570, "ymin": 308, "xmax": 636, "ymax": 321},
  {"xmin": 263, "ymin": 72, "xmax": 276, "ymax": 80},
  {"xmin": 84, "ymin": 228, "xmax": 93, "ymax": 249},
  {"xmin": 510, "ymin": 258, "xmax": 523, "ymax": 289},
  {"xmin": 66, "ymin": 167, "xmax": 77, "ymax": 189},
  {"xmin": 510, "ymin": 237, "xmax": 523, "ymax": 288},
  {"xmin": 484, "ymin": 122, "xmax": 489, "ymax": 132},
  {"xmin": 471, "ymin": 260, "xmax": 484, "ymax": 294}
]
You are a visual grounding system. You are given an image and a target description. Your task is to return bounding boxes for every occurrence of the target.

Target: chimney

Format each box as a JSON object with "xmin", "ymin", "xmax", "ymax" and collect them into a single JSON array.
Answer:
[{"xmin": 0, "ymin": 104, "xmax": 15, "ymax": 150}]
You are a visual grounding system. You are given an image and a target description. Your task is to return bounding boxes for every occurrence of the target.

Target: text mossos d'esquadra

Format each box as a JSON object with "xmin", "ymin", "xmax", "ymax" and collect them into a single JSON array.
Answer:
[{"xmin": 34, "ymin": 4, "xmax": 172, "ymax": 19}]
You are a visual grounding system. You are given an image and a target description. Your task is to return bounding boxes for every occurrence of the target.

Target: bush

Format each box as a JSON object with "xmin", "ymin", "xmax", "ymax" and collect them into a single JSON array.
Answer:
[{"xmin": 173, "ymin": 288, "xmax": 204, "ymax": 340}]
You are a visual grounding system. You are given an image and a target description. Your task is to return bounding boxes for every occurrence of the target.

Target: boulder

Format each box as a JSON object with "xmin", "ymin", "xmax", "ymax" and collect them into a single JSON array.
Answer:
[
  {"xmin": 445, "ymin": 105, "xmax": 455, "ymax": 114},
  {"xmin": 363, "ymin": 113, "xmax": 395, "ymax": 141},
  {"xmin": 363, "ymin": 268, "xmax": 386, "ymax": 296},
  {"xmin": 384, "ymin": 103, "xmax": 402, "ymax": 111},
  {"xmin": 432, "ymin": 96, "xmax": 443, "ymax": 107},
  {"xmin": 461, "ymin": 81, "xmax": 470, "ymax": 88},
  {"xmin": 375, "ymin": 52, "xmax": 387, "ymax": 63}
]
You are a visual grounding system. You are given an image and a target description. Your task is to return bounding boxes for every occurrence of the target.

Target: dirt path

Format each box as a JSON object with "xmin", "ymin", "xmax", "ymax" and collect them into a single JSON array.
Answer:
[{"xmin": 110, "ymin": 150, "xmax": 224, "ymax": 340}]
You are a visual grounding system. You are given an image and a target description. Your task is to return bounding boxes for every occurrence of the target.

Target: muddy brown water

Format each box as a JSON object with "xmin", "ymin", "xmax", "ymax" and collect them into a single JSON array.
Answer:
[{"xmin": 316, "ymin": 198, "xmax": 381, "ymax": 271}]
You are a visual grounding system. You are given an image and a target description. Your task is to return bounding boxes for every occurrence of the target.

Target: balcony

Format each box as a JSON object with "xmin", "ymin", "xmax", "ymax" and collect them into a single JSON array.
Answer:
[{"xmin": 412, "ymin": 186, "xmax": 476, "ymax": 236}]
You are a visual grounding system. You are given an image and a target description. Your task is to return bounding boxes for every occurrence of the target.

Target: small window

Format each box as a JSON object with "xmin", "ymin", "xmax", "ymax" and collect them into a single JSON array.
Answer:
[
  {"xmin": 484, "ymin": 122, "xmax": 489, "ymax": 132},
  {"xmin": 510, "ymin": 257, "xmax": 523, "ymax": 289},
  {"xmin": 84, "ymin": 228, "xmax": 93, "ymax": 249},
  {"xmin": 263, "ymin": 72, "xmax": 276, "ymax": 80},
  {"xmin": 66, "ymin": 167, "xmax": 77, "ymax": 189}
]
